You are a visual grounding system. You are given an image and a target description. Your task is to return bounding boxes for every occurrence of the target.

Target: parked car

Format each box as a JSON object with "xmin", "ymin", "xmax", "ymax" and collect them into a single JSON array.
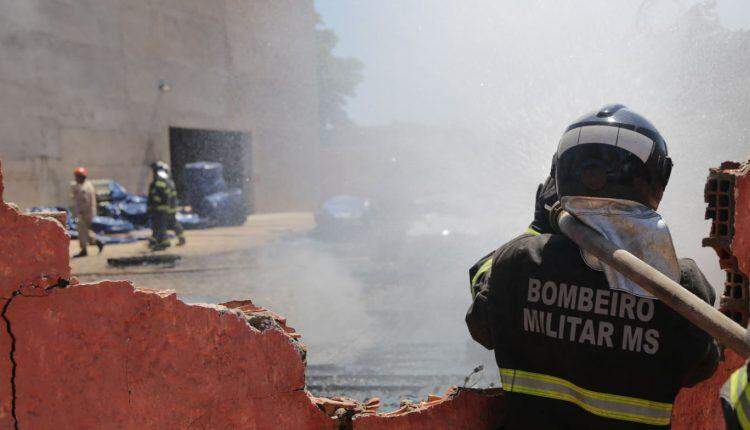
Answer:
[{"xmin": 314, "ymin": 195, "xmax": 375, "ymax": 237}]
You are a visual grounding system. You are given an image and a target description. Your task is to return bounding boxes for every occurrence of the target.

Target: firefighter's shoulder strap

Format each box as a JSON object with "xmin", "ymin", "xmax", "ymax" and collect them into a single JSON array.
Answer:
[{"xmin": 469, "ymin": 229, "xmax": 540, "ymax": 300}]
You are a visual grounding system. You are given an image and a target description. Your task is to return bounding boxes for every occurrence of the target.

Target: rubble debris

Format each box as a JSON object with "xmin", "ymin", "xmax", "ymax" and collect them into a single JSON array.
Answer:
[
  {"xmin": 311, "ymin": 388, "xmax": 506, "ymax": 430},
  {"xmin": 107, "ymin": 254, "xmax": 182, "ymax": 268},
  {"xmin": 221, "ymin": 299, "xmax": 307, "ymax": 359},
  {"xmin": 352, "ymin": 387, "xmax": 505, "ymax": 430}
]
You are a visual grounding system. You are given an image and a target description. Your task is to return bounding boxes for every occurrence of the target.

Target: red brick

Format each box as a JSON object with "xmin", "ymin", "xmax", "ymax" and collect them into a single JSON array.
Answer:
[
  {"xmin": 732, "ymin": 164, "xmax": 750, "ymax": 276},
  {"xmin": 672, "ymin": 350, "xmax": 744, "ymax": 429},
  {"xmin": 7, "ymin": 281, "xmax": 334, "ymax": 430},
  {"xmin": 0, "ymin": 160, "xmax": 70, "ymax": 297},
  {"xmin": 0, "ymin": 318, "xmax": 11, "ymax": 430},
  {"xmin": 353, "ymin": 388, "xmax": 505, "ymax": 430}
]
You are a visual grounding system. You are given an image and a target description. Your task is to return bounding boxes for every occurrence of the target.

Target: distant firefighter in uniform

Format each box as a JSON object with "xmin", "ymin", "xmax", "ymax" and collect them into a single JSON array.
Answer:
[
  {"xmin": 71, "ymin": 167, "xmax": 104, "ymax": 258},
  {"xmin": 148, "ymin": 161, "xmax": 185, "ymax": 250}
]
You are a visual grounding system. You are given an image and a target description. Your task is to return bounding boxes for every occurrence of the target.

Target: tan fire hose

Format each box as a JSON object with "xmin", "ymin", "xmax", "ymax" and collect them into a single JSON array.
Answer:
[{"xmin": 556, "ymin": 210, "xmax": 750, "ymax": 358}]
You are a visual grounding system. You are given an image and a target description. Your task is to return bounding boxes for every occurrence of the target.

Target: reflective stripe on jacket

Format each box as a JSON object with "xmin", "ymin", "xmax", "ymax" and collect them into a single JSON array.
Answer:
[
  {"xmin": 500, "ymin": 368, "xmax": 672, "ymax": 426},
  {"xmin": 148, "ymin": 179, "xmax": 171, "ymax": 213},
  {"xmin": 722, "ymin": 364, "xmax": 750, "ymax": 430},
  {"xmin": 466, "ymin": 231, "xmax": 718, "ymax": 429}
]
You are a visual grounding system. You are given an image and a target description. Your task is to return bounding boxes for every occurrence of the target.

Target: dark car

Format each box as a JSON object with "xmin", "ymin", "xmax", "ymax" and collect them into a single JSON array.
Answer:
[{"xmin": 314, "ymin": 195, "xmax": 375, "ymax": 236}]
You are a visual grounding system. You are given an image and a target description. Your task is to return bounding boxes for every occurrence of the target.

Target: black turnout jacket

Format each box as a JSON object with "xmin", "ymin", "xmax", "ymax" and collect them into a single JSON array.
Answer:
[{"xmin": 466, "ymin": 231, "xmax": 718, "ymax": 430}]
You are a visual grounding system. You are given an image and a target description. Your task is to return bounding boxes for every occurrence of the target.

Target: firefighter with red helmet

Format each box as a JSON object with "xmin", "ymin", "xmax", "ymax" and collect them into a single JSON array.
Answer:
[{"xmin": 71, "ymin": 167, "xmax": 104, "ymax": 257}]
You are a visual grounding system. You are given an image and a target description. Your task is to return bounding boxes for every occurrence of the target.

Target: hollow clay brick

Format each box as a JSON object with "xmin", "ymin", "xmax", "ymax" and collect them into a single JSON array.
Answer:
[{"xmin": 732, "ymin": 163, "xmax": 750, "ymax": 276}]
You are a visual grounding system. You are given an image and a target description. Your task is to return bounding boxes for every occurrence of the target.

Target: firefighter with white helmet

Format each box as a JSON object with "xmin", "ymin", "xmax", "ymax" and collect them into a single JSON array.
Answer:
[{"xmin": 148, "ymin": 161, "xmax": 185, "ymax": 250}]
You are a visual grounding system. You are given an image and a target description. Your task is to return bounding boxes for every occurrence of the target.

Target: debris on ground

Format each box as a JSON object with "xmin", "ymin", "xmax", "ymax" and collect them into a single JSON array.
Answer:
[{"xmin": 107, "ymin": 254, "xmax": 182, "ymax": 268}]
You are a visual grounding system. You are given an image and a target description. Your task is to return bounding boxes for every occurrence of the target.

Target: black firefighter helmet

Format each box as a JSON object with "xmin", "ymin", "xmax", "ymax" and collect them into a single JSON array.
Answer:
[{"xmin": 554, "ymin": 104, "xmax": 672, "ymax": 209}]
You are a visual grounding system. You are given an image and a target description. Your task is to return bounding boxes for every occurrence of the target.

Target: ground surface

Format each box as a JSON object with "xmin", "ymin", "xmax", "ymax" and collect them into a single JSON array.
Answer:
[
  {"xmin": 70, "ymin": 213, "xmax": 493, "ymax": 410},
  {"xmin": 71, "ymin": 212, "xmax": 314, "ymax": 284}
]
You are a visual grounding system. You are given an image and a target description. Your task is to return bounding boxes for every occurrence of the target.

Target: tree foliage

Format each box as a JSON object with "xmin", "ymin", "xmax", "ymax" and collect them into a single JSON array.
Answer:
[{"xmin": 316, "ymin": 14, "xmax": 364, "ymax": 129}]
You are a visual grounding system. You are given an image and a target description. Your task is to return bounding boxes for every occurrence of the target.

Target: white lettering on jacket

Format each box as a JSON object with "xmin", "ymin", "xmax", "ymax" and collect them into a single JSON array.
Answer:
[{"xmin": 522, "ymin": 278, "xmax": 660, "ymax": 354}]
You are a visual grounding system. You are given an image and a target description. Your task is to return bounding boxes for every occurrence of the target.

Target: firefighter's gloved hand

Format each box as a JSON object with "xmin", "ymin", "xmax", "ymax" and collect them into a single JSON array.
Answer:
[{"xmin": 528, "ymin": 175, "xmax": 558, "ymax": 234}]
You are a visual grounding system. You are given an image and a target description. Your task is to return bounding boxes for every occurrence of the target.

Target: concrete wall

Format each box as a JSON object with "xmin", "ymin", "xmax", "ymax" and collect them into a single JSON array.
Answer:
[{"xmin": 0, "ymin": 0, "xmax": 320, "ymax": 212}]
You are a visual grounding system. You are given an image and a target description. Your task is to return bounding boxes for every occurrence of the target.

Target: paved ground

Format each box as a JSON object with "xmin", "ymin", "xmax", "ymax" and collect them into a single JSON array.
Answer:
[
  {"xmin": 69, "ymin": 211, "xmax": 495, "ymax": 408},
  {"xmin": 71, "ymin": 212, "xmax": 315, "ymax": 288}
]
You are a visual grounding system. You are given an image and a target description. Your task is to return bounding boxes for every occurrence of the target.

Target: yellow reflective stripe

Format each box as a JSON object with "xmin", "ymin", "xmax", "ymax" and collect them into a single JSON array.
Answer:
[
  {"xmin": 154, "ymin": 181, "xmax": 167, "ymax": 188},
  {"xmin": 731, "ymin": 366, "xmax": 750, "ymax": 429},
  {"xmin": 525, "ymin": 227, "xmax": 541, "ymax": 236},
  {"xmin": 505, "ymin": 369, "xmax": 672, "ymax": 410},
  {"xmin": 733, "ymin": 370, "xmax": 742, "ymax": 404},
  {"xmin": 724, "ymin": 366, "xmax": 749, "ymax": 405},
  {"xmin": 154, "ymin": 205, "xmax": 170, "ymax": 212},
  {"xmin": 471, "ymin": 257, "xmax": 493, "ymax": 287},
  {"xmin": 500, "ymin": 369, "xmax": 672, "ymax": 426}
]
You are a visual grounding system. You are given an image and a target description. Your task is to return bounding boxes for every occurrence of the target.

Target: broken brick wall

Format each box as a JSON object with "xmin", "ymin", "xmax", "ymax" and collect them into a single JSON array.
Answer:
[
  {"xmin": 7, "ymin": 156, "xmax": 750, "ymax": 429},
  {"xmin": 0, "ymin": 158, "xmax": 333, "ymax": 429},
  {"xmin": 4, "ymin": 167, "xmax": 343, "ymax": 429},
  {"xmin": 0, "ymin": 162, "xmax": 71, "ymax": 428},
  {"xmin": 672, "ymin": 160, "xmax": 750, "ymax": 430},
  {"xmin": 0, "ymin": 157, "xmax": 505, "ymax": 430},
  {"xmin": 6, "ymin": 282, "xmax": 335, "ymax": 429},
  {"xmin": 353, "ymin": 388, "xmax": 504, "ymax": 430},
  {"xmin": 731, "ymin": 164, "xmax": 750, "ymax": 279}
]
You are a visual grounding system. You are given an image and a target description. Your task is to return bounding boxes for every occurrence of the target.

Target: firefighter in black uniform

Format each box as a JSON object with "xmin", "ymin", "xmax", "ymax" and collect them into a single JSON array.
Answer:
[
  {"xmin": 148, "ymin": 161, "xmax": 185, "ymax": 250},
  {"xmin": 466, "ymin": 105, "xmax": 719, "ymax": 429}
]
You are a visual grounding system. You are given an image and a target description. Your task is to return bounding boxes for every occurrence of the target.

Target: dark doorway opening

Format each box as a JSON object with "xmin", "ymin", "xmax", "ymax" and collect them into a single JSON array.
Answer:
[{"xmin": 169, "ymin": 127, "xmax": 251, "ymax": 208}]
